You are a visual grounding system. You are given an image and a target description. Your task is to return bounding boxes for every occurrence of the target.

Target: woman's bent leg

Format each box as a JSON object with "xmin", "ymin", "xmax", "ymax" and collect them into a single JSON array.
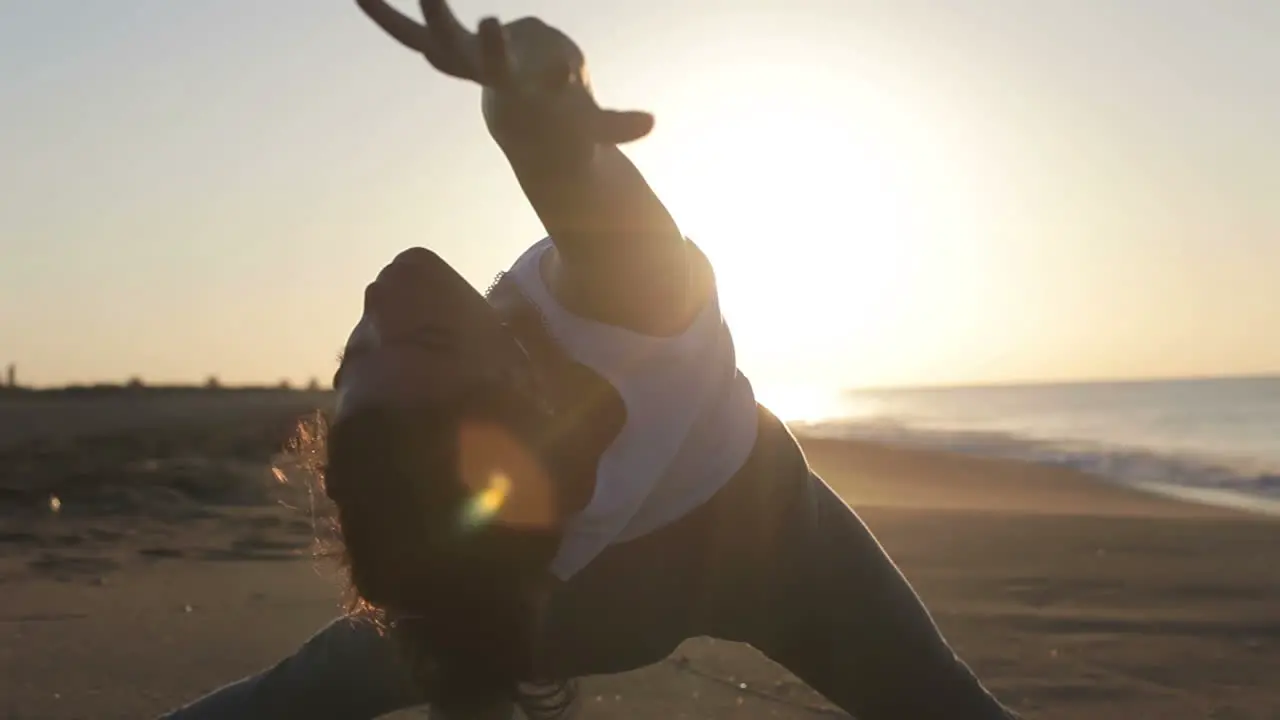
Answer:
[{"xmin": 160, "ymin": 616, "xmax": 424, "ymax": 720}]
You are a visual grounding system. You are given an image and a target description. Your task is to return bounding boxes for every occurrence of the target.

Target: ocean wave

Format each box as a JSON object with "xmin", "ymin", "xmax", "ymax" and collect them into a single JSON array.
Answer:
[{"xmin": 793, "ymin": 417, "xmax": 1280, "ymax": 516}]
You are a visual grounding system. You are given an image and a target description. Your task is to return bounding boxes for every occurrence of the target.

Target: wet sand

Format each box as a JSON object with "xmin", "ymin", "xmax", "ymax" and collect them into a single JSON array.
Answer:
[{"xmin": 2, "ymin": 391, "xmax": 1278, "ymax": 719}]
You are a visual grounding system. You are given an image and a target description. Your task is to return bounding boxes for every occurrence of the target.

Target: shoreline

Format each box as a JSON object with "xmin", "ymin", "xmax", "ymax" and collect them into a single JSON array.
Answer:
[
  {"xmin": 797, "ymin": 427, "xmax": 1280, "ymax": 519},
  {"xmin": 797, "ymin": 434, "xmax": 1262, "ymax": 520}
]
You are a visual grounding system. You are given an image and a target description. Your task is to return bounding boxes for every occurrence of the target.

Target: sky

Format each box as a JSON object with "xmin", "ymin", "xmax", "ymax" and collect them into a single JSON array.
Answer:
[{"xmin": 2, "ymin": 0, "xmax": 1278, "ymax": 397}]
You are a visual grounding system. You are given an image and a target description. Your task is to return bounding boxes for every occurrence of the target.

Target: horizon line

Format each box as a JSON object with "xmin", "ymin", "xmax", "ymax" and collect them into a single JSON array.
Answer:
[
  {"xmin": 4, "ymin": 370, "xmax": 1278, "ymax": 396},
  {"xmin": 843, "ymin": 371, "xmax": 1280, "ymax": 395}
]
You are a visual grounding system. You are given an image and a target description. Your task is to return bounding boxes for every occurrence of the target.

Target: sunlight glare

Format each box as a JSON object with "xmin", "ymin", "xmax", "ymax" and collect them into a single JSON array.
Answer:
[
  {"xmin": 637, "ymin": 48, "xmax": 973, "ymax": 388},
  {"xmin": 462, "ymin": 471, "xmax": 512, "ymax": 529},
  {"xmin": 755, "ymin": 384, "xmax": 844, "ymax": 423}
]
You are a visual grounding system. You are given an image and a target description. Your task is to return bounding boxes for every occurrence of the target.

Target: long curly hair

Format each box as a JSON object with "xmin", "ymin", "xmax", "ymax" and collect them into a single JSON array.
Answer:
[{"xmin": 288, "ymin": 388, "xmax": 565, "ymax": 715}]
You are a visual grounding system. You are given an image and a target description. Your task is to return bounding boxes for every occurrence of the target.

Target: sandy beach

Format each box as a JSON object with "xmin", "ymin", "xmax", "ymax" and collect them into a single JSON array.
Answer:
[{"xmin": 2, "ymin": 390, "xmax": 1278, "ymax": 719}]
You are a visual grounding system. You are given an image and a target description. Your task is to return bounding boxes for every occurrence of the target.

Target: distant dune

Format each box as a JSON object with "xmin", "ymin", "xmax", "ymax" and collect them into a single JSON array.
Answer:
[{"xmin": 0, "ymin": 387, "xmax": 332, "ymax": 451}]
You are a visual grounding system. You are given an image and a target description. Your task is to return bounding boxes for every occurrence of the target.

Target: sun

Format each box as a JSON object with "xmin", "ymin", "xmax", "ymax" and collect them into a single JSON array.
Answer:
[
  {"xmin": 633, "ymin": 50, "xmax": 944, "ymax": 389},
  {"xmin": 753, "ymin": 384, "xmax": 845, "ymax": 424}
]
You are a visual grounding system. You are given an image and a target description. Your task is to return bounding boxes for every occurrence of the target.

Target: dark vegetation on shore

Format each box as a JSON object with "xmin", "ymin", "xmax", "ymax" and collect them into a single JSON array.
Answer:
[{"xmin": 0, "ymin": 380, "xmax": 330, "ymax": 400}]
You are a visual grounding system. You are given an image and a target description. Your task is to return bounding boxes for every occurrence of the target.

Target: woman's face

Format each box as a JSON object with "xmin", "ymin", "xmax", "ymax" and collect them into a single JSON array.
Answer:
[
  {"xmin": 333, "ymin": 247, "xmax": 535, "ymax": 423},
  {"xmin": 328, "ymin": 247, "xmax": 562, "ymax": 555}
]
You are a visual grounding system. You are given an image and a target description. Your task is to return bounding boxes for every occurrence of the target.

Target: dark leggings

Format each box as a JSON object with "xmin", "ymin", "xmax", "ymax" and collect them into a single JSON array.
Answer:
[
  {"xmin": 539, "ymin": 407, "xmax": 1019, "ymax": 719},
  {"xmin": 163, "ymin": 407, "xmax": 1019, "ymax": 719}
]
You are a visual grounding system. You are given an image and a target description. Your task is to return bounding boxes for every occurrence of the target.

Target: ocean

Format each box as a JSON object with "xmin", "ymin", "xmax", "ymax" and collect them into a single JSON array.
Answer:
[{"xmin": 791, "ymin": 376, "xmax": 1280, "ymax": 515}]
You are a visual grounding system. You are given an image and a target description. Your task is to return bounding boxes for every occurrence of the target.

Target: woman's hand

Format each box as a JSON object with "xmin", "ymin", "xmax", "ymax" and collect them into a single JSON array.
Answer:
[
  {"xmin": 356, "ymin": 0, "xmax": 654, "ymax": 171},
  {"xmin": 356, "ymin": 0, "xmax": 692, "ymax": 335}
]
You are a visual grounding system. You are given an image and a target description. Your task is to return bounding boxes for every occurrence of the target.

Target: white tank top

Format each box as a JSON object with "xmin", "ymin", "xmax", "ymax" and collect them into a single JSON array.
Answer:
[{"xmin": 504, "ymin": 238, "xmax": 758, "ymax": 580}]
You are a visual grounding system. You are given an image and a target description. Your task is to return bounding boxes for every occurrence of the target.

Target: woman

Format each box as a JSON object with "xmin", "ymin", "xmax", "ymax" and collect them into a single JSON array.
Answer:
[{"xmin": 163, "ymin": 1, "xmax": 1022, "ymax": 718}]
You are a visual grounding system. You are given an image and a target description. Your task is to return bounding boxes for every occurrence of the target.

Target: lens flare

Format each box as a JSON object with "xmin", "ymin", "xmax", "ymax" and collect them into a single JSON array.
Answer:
[{"xmin": 461, "ymin": 471, "xmax": 512, "ymax": 529}]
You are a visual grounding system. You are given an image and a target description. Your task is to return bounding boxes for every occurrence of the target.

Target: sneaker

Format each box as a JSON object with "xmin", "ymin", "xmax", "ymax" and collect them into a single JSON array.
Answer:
[{"xmin": 515, "ymin": 679, "xmax": 579, "ymax": 720}]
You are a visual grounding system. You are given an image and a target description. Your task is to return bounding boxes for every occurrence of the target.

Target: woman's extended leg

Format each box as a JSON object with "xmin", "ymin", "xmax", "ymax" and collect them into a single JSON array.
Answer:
[
  {"xmin": 160, "ymin": 617, "xmax": 424, "ymax": 720},
  {"xmin": 725, "ymin": 471, "xmax": 1021, "ymax": 719}
]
